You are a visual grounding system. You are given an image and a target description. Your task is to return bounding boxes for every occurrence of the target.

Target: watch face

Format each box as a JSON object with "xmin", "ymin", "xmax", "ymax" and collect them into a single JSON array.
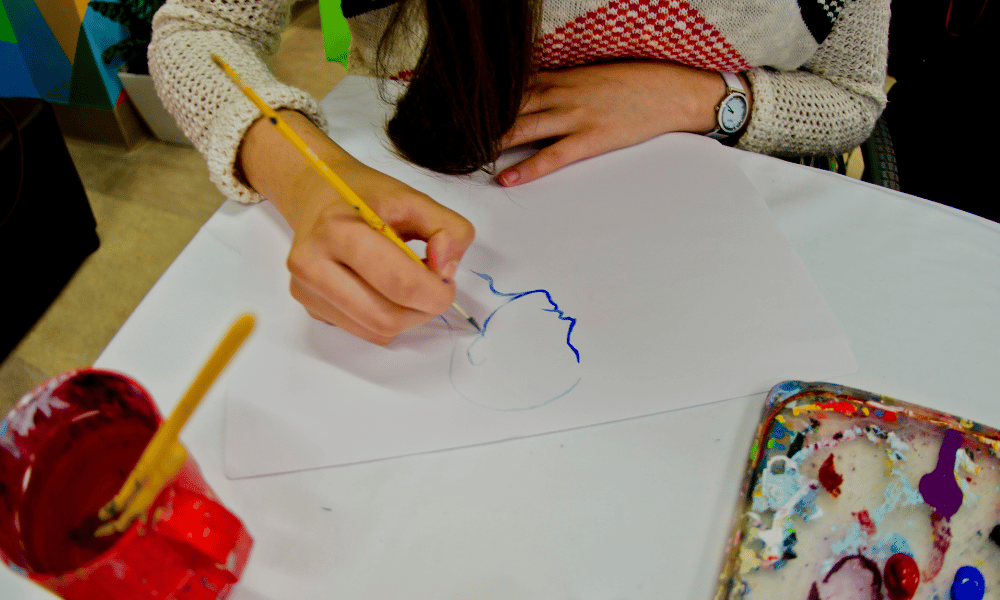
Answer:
[{"xmin": 720, "ymin": 94, "xmax": 748, "ymax": 132}]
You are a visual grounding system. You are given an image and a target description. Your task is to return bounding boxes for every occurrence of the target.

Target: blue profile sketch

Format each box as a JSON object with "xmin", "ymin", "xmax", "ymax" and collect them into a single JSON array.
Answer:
[{"xmin": 447, "ymin": 271, "xmax": 581, "ymax": 411}]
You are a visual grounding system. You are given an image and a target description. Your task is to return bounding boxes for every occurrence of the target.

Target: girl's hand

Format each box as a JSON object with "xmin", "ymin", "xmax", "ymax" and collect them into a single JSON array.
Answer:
[
  {"xmin": 497, "ymin": 61, "xmax": 742, "ymax": 186},
  {"xmin": 286, "ymin": 165, "xmax": 475, "ymax": 345},
  {"xmin": 240, "ymin": 110, "xmax": 475, "ymax": 345}
]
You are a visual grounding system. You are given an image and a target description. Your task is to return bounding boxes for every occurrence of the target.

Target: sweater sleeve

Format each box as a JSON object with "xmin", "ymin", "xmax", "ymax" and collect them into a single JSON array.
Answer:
[
  {"xmin": 736, "ymin": 0, "xmax": 890, "ymax": 157},
  {"xmin": 148, "ymin": 0, "xmax": 331, "ymax": 204}
]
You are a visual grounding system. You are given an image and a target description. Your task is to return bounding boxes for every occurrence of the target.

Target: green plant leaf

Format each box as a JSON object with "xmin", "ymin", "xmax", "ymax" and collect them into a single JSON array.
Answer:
[
  {"xmin": 123, "ymin": 0, "xmax": 165, "ymax": 24},
  {"xmin": 90, "ymin": 0, "xmax": 161, "ymax": 66},
  {"xmin": 100, "ymin": 36, "xmax": 144, "ymax": 64},
  {"xmin": 89, "ymin": 1, "xmax": 131, "ymax": 24}
]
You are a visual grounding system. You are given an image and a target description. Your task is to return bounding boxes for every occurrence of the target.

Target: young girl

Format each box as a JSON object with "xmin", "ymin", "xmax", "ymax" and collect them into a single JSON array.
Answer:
[{"xmin": 149, "ymin": 0, "xmax": 889, "ymax": 345}]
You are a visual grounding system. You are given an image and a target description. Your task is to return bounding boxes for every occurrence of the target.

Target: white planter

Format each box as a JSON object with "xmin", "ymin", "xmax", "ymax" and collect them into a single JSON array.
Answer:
[{"xmin": 118, "ymin": 67, "xmax": 192, "ymax": 146}]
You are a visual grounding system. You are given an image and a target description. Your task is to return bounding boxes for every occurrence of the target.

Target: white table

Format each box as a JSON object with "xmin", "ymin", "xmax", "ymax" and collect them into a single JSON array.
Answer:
[{"xmin": 3, "ymin": 143, "xmax": 998, "ymax": 600}]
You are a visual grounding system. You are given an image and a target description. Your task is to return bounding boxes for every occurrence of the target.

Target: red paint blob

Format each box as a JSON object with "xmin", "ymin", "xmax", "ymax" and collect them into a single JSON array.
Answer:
[
  {"xmin": 882, "ymin": 411, "xmax": 898, "ymax": 422},
  {"xmin": 816, "ymin": 400, "xmax": 858, "ymax": 416},
  {"xmin": 818, "ymin": 454, "xmax": 844, "ymax": 498},
  {"xmin": 853, "ymin": 509, "xmax": 877, "ymax": 537},
  {"xmin": 884, "ymin": 553, "xmax": 920, "ymax": 600},
  {"xmin": 924, "ymin": 511, "xmax": 953, "ymax": 581}
]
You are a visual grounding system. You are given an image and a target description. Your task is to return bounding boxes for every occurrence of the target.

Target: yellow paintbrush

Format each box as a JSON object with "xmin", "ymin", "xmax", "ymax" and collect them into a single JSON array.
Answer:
[
  {"xmin": 91, "ymin": 313, "xmax": 256, "ymax": 537},
  {"xmin": 210, "ymin": 53, "xmax": 480, "ymax": 331}
]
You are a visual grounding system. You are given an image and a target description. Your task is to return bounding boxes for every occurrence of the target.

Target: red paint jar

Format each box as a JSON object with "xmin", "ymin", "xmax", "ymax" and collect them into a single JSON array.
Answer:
[{"xmin": 0, "ymin": 369, "xmax": 253, "ymax": 599}]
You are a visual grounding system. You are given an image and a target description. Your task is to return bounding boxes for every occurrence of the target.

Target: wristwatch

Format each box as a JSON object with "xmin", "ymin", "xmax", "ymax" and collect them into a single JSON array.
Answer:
[{"xmin": 707, "ymin": 72, "xmax": 749, "ymax": 142}]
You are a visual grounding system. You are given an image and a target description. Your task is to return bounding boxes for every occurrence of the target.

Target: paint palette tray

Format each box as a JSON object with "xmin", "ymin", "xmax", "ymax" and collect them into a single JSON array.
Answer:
[{"xmin": 714, "ymin": 381, "xmax": 999, "ymax": 600}]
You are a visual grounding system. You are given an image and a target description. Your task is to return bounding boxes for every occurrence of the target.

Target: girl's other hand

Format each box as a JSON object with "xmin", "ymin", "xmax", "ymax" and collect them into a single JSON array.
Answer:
[{"xmin": 497, "ymin": 61, "xmax": 739, "ymax": 186}]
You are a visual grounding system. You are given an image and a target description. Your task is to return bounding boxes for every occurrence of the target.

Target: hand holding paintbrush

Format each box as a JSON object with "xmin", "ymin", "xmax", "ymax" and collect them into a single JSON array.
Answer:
[{"xmin": 214, "ymin": 54, "xmax": 480, "ymax": 341}]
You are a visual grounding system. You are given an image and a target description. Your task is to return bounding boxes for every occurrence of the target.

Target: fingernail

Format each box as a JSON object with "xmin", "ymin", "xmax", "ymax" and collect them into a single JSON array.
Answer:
[
  {"xmin": 441, "ymin": 261, "xmax": 458, "ymax": 280},
  {"xmin": 500, "ymin": 169, "xmax": 520, "ymax": 186}
]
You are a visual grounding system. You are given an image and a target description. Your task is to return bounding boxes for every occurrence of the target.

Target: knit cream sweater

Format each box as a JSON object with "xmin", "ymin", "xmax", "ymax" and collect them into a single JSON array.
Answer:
[{"xmin": 149, "ymin": 0, "xmax": 890, "ymax": 204}]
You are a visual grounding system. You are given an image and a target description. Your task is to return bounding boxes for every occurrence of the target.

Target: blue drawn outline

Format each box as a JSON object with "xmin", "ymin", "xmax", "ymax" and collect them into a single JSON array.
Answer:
[
  {"xmin": 468, "ymin": 271, "xmax": 580, "ymax": 363},
  {"xmin": 443, "ymin": 271, "xmax": 581, "ymax": 412}
]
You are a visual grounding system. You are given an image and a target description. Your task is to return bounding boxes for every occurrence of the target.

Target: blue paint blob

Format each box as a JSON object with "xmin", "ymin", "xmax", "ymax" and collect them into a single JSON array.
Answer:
[
  {"xmin": 950, "ymin": 566, "xmax": 985, "ymax": 600},
  {"xmin": 778, "ymin": 381, "xmax": 798, "ymax": 392},
  {"xmin": 772, "ymin": 422, "xmax": 788, "ymax": 438}
]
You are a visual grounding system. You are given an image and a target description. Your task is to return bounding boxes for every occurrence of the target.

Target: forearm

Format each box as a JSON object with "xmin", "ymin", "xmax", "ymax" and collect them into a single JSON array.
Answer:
[
  {"xmin": 736, "ymin": 0, "xmax": 889, "ymax": 156},
  {"xmin": 666, "ymin": 67, "xmax": 753, "ymax": 137},
  {"xmin": 738, "ymin": 68, "xmax": 882, "ymax": 157},
  {"xmin": 149, "ymin": 0, "xmax": 328, "ymax": 204},
  {"xmin": 239, "ymin": 109, "xmax": 354, "ymax": 230}
]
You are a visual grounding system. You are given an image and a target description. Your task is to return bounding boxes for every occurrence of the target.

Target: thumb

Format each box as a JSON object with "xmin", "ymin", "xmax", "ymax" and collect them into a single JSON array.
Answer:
[
  {"xmin": 425, "ymin": 218, "xmax": 475, "ymax": 280},
  {"xmin": 378, "ymin": 191, "xmax": 476, "ymax": 279}
]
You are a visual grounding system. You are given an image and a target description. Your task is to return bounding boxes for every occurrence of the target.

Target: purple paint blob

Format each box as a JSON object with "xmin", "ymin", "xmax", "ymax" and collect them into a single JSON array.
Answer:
[{"xmin": 918, "ymin": 429, "xmax": 964, "ymax": 520}]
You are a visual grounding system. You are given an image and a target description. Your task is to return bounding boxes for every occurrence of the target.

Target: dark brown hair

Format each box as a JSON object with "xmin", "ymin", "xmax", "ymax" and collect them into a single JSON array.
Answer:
[{"xmin": 375, "ymin": 0, "xmax": 541, "ymax": 174}]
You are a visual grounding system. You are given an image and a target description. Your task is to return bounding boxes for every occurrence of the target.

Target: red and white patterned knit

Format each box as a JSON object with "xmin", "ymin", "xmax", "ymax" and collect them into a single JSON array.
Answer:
[
  {"xmin": 537, "ymin": 0, "xmax": 752, "ymax": 73},
  {"xmin": 150, "ymin": 0, "xmax": 889, "ymax": 205}
]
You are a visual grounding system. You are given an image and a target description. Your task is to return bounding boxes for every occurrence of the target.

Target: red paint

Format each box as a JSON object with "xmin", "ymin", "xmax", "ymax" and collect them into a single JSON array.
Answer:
[
  {"xmin": 853, "ymin": 509, "xmax": 877, "ymax": 537},
  {"xmin": 882, "ymin": 410, "xmax": 898, "ymax": 422},
  {"xmin": 807, "ymin": 583, "xmax": 820, "ymax": 600},
  {"xmin": 809, "ymin": 554, "xmax": 884, "ymax": 599},
  {"xmin": 923, "ymin": 511, "xmax": 953, "ymax": 581},
  {"xmin": 0, "ymin": 369, "xmax": 253, "ymax": 600},
  {"xmin": 884, "ymin": 553, "xmax": 920, "ymax": 600},
  {"xmin": 818, "ymin": 454, "xmax": 844, "ymax": 497},
  {"xmin": 21, "ymin": 414, "xmax": 153, "ymax": 573},
  {"xmin": 815, "ymin": 400, "xmax": 858, "ymax": 416}
]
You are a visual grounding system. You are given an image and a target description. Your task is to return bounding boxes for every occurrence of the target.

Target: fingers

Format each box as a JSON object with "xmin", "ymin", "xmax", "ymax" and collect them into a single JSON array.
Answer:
[
  {"xmin": 501, "ymin": 109, "xmax": 573, "ymax": 150},
  {"xmin": 291, "ymin": 276, "xmax": 436, "ymax": 347},
  {"xmin": 499, "ymin": 61, "xmax": 724, "ymax": 187},
  {"xmin": 372, "ymin": 194, "xmax": 476, "ymax": 278},
  {"xmin": 502, "ymin": 77, "xmax": 571, "ymax": 150},
  {"xmin": 498, "ymin": 133, "xmax": 607, "ymax": 186},
  {"xmin": 288, "ymin": 219, "xmax": 458, "ymax": 344},
  {"xmin": 499, "ymin": 71, "xmax": 613, "ymax": 185},
  {"xmin": 286, "ymin": 180, "xmax": 476, "ymax": 344}
]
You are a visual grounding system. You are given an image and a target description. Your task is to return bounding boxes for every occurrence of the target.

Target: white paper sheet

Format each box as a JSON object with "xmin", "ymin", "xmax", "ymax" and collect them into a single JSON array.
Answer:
[{"xmin": 223, "ymin": 76, "xmax": 856, "ymax": 478}]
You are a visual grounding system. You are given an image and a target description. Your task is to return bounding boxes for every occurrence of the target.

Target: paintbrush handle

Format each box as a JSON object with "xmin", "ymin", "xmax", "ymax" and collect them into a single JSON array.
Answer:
[
  {"xmin": 210, "ymin": 54, "xmax": 422, "ymax": 263},
  {"xmin": 94, "ymin": 441, "xmax": 188, "ymax": 537},
  {"xmin": 98, "ymin": 313, "xmax": 256, "ymax": 524}
]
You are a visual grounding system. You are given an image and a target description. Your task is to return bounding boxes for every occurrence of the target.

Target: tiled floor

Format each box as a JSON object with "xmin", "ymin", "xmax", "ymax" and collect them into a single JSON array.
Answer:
[{"xmin": 0, "ymin": 1, "xmax": 346, "ymax": 414}]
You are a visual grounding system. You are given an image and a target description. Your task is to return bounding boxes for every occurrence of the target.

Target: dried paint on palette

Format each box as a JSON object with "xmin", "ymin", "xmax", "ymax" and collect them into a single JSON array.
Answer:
[{"xmin": 719, "ymin": 381, "xmax": 1000, "ymax": 600}]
